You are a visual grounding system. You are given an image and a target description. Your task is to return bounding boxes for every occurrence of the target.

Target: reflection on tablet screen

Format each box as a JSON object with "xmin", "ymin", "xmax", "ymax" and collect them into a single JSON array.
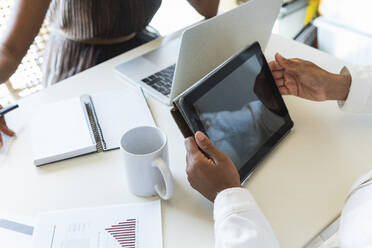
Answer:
[{"xmin": 193, "ymin": 55, "xmax": 286, "ymax": 170}]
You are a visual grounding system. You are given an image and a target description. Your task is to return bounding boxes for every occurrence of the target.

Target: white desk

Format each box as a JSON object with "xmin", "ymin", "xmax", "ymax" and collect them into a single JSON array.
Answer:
[{"xmin": 2, "ymin": 33, "xmax": 372, "ymax": 248}]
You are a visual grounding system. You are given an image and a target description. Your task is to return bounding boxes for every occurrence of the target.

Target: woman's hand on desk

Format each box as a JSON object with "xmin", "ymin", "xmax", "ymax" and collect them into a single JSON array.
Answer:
[
  {"xmin": 269, "ymin": 53, "xmax": 351, "ymax": 101},
  {"xmin": 0, "ymin": 105, "xmax": 15, "ymax": 148},
  {"xmin": 185, "ymin": 131, "xmax": 241, "ymax": 202}
]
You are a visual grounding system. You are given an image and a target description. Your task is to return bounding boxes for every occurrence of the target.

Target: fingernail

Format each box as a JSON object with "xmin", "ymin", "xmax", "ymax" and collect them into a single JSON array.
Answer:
[{"xmin": 196, "ymin": 131, "xmax": 206, "ymax": 142}]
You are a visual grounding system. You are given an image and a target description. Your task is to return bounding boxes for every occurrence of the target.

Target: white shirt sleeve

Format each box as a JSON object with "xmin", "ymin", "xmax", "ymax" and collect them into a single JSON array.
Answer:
[
  {"xmin": 339, "ymin": 170, "xmax": 372, "ymax": 247},
  {"xmin": 337, "ymin": 66, "xmax": 372, "ymax": 247},
  {"xmin": 338, "ymin": 66, "xmax": 372, "ymax": 113},
  {"xmin": 214, "ymin": 187, "xmax": 280, "ymax": 248}
]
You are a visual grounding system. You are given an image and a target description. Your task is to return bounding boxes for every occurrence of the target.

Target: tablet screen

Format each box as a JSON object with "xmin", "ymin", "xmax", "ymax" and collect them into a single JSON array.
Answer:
[{"xmin": 193, "ymin": 55, "xmax": 287, "ymax": 170}]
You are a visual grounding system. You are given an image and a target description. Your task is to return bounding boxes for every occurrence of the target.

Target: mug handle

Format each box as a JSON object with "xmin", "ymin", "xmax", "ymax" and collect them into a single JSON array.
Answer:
[{"xmin": 152, "ymin": 157, "xmax": 174, "ymax": 200}]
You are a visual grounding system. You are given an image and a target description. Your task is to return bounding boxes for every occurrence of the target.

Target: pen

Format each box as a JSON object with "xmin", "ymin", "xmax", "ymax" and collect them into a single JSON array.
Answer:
[{"xmin": 0, "ymin": 104, "xmax": 19, "ymax": 117}]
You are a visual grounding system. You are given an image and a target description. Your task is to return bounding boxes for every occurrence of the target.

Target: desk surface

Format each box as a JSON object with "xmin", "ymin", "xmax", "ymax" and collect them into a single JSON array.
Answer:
[{"xmin": 2, "ymin": 33, "xmax": 372, "ymax": 248}]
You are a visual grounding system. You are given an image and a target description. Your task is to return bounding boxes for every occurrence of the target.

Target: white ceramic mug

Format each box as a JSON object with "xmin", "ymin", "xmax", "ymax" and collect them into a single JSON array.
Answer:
[{"xmin": 120, "ymin": 126, "xmax": 174, "ymax": 200}]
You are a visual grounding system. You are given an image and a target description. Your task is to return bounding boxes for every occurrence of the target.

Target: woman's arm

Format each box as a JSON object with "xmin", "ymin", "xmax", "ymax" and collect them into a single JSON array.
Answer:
[
  {"xmin": 0, "ymin": 0, "xmax": 50, "ymax": 83},
  {"xmin": 187, "ymin": 0, "xmax": 220, "ymax": 18}
]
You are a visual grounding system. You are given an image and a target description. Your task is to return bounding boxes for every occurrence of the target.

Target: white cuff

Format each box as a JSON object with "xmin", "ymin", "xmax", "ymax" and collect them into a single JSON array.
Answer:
[
  {"xmin": 338, "ymin": 66, "xmax": 372, "ymax": 113},
  {"xmin": 213, "ymin": 187, "xmax": 258, "ymax": 221},
  {"xmin": 348, "ymin": 169, "xmax": 372, "ymax": 194}
]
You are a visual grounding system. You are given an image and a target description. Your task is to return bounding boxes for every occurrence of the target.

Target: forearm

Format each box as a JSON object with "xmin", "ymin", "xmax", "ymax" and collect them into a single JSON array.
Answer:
[
  {"xmin": 1, "ymin": 0, "xmax": 50, "ymax": 58},
  {"xmin": 325, "ymin": 73, "xmax": 351, "ymax": 101},
  {"xmin": 187, "ymin": 0, "xmax": 220, "ymax": 18},
  {"xmin": 0, "ymin": 0, "xmax": 50, "ymax": 83},
  {"xmin": 0, "ymin": 45, "xmax": 21, "ymax": 83}
]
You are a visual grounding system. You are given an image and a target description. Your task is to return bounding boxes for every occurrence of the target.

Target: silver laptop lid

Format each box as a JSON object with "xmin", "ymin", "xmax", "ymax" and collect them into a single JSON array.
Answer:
[{"xmin": 170, "ymin": 0, "xmax": 282, "ymax": 99}]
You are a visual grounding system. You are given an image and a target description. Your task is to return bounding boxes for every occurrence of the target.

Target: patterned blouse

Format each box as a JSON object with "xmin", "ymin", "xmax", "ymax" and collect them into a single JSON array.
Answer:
[{"xmin": 43, "ymin": 0, "xmax": 162, "ymax": 86}]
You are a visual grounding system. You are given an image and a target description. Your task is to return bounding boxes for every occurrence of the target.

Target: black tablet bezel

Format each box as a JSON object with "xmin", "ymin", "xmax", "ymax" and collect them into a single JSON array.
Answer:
[{"xmin": 177, "ymin": 42, "xmax": 294, "ymax": 183}]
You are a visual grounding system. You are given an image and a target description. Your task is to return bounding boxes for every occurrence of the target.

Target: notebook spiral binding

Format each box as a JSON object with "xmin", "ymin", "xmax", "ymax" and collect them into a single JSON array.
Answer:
[{"xmin": 80, "ymin": 95, "xmax": 107, "ymax": 152}]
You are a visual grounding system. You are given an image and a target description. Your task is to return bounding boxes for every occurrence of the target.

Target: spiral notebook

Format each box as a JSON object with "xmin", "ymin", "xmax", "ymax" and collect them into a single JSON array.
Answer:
[{"xmin": 30, "ymin": 88, "xmax": 155, "ymax": 166}]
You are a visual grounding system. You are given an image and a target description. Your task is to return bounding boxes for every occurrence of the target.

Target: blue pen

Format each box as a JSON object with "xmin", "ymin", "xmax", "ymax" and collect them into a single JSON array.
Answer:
[{"xmin": 0, "ymin": 104, "xmax": 19, "ymax": 117}]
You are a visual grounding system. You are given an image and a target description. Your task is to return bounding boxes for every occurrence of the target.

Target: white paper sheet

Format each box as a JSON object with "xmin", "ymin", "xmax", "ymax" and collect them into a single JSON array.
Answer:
[
  {"xmin": 0, "ymin": 132, "xmax": 16, "ymax": 164},
  {"xmin": 91, "ymin": 88, "xmax": 156, "ymax": 150},
  {"xmin": 29, "ymin": 98, "xmax": 96, "ymax": 166},
  {"xmin": 33, "ymin": 200, "xmax": 162, "ymax": 248},
  {"xmin": 29, "ymin": 88, "xmax": 155, "ymax": 165},
  {"xmin": 0, "ymin": 213, "xmax": 35, "ymax": 248}
]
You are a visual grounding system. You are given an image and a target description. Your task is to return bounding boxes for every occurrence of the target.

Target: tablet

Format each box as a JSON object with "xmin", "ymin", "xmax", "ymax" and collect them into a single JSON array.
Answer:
[{"xmin": 175, "ymin": 42, "xmax": 294, "ymax": 183}]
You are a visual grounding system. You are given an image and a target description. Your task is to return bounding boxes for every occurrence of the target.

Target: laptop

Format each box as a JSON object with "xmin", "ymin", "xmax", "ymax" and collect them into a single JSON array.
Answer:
[{"xmin": 115, "ymin": 0, "xmax": 282, "ymax": 105}]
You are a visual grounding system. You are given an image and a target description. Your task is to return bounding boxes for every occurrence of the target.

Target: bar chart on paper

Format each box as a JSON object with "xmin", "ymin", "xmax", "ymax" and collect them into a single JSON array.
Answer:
[
  {"xmin": 105, "ymin": 219, "xmax": 137, "ymax": 248},
  {"xmin": 32, "ymin": 201, "xmax": 162, "ymax": 248}
]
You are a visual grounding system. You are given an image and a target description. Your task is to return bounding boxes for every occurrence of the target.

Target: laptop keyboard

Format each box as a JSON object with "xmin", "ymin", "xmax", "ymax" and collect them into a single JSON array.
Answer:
[{"xmin": 141, "ymin": 64, "xmax": 175, "ymax": 96}]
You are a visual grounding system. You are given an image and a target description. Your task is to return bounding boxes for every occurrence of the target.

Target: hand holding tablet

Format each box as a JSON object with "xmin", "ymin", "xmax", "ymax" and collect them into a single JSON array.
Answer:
[
  {"xmin": 185, "ymin": 131, "xmax": 241, "ymax": 202},
  {"xmin": 172, "ymin": 42, "xmax": 294, "ymax": 183}
]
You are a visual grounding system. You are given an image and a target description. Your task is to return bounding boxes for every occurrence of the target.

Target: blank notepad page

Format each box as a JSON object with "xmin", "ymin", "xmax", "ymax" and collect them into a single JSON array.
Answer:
[
  {"xmin": 91, "ymin": 88, "xmax": 156, "ymax": 150},
  {"xmin": 30, "ymin": 98, "xmax": 96, "ymax": 166}
]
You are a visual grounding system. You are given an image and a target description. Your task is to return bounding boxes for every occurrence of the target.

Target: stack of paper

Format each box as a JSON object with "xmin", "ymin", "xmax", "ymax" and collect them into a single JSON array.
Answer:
[
  {"xmin": 33, "ymin": 201, "xmax": 162, "ymax": 248},
  {"xmin": 0, "ymin": 213, "xmax": 34, "ymax": 248}
]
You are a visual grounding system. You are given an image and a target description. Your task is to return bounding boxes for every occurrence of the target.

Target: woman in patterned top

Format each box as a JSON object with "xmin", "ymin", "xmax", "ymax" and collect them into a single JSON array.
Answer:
[
  {"xmin": 0, "ymin": 0, "xmax": 219, "ymax": 86},
  {"xmin": 0, "ymin": 0, "xmax": 219, "ymax": 146}
]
